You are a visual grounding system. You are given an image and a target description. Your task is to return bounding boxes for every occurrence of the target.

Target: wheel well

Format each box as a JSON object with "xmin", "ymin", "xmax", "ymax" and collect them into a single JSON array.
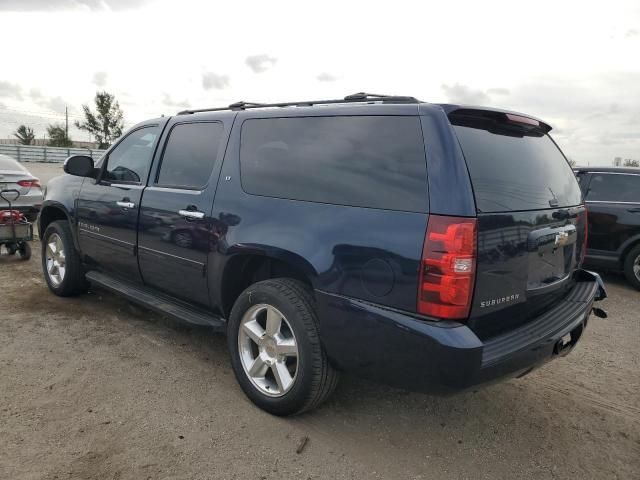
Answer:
[
  {"xmin": 221, "ymin": 255, "xmax": 313, "ymax": 318},
  {"xmin": 38, "ymin": 206, "xmax": 69, "ymax": 238},
  {"xmin": 621, "ymin": 240, "xmax": 640, "ymax": 264}
]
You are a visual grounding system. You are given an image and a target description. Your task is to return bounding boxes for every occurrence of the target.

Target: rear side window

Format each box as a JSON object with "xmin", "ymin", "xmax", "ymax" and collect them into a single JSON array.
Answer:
[
  {"xmin": 452, "ymin": 117, "xmax": 582, "ymax": 212},
  {"xmin": 586, "ymin": 174, "xmax": 640, "ymax": 203},
  {"xmin": 157, "ymin": 122, "xmax": 223, "ymax": 189},
  {"xmin": 240, "ymin": 116, "xmax": 427, "ymax": 212}
]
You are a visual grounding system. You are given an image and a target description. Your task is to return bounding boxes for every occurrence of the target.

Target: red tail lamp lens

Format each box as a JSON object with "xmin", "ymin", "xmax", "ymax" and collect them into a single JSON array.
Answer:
[
  {"xmin": 17, "ymin": 179, "xmax": 41, "ymax": 188},
  {"xmin": 418, "ymin": 216, "xmax": 477, "ymax": 320}
]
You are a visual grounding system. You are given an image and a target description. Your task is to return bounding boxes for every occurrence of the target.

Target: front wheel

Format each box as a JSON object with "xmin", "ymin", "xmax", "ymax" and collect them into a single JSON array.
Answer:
[
  {"xmin": 41, "ymin": 221, "xmax": 88, "ymax": 296},
  {"xmin": 227, "ymin": 278, "xmax": 339, "ymax": 416},
  {"xmin": 623, "ymin": 244, "xmax": 640, "ymax": 290}
]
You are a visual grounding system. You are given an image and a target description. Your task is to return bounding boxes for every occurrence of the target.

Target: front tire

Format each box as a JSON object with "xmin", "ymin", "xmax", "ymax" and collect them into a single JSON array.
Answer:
[
  {"xmin": 41, "ymin": 221, "xmax": 88, "ymax": 296},
  {"xmin": 623, "ymin": 244, "xmax": 640, "ymax": 290},
  {"xmin": 227, "ymin": 278, "xmax": 339, "ymax": 416}
]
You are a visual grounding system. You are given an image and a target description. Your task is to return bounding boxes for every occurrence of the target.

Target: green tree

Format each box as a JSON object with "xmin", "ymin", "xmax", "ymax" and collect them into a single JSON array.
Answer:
[
  {"xmin": 75, "ymin": 91, "xmax": 124, "ymax": 149},
  {"xmin": 623, "ymin": 159, "xmax": 639, "ymax": 167},
  {"xmin": 46, "ymin": 123, "xmax": 73, "ymax": 147},
  {"xmin": 13, "ymin": 125, "xmax": 35, "ymax": 145}
]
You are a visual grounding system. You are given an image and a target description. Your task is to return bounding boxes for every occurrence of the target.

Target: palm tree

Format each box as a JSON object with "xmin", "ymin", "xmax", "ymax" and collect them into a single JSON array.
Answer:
[{"xmin": 13, "ymin": 125, "xmax": 35, "ymax": 145}]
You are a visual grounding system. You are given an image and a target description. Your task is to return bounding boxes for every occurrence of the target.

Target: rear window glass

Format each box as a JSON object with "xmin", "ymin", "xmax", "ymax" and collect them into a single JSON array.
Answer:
[
  {"xmin": 240, "ymin": 116, "xmax": 428, "ymax": 212},
  {"xmin": 452, "ymin": 122, "xmax": 582, "ymax": 212},
  {"xmin": 586, "ymin": 173, "xmax": 640, "ymax": 203},
  {"xmin": 0, "ymin": 155, "xmax": 22, "ymax": 171}
]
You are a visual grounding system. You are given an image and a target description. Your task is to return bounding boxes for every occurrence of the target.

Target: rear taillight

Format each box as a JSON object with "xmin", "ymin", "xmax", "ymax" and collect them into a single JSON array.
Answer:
[
  {"xmin": 17, "ymin": 179, "xmax": 40, "ymax": 188},
  {"xmin": 418, "ymin": 215, "xmax": 477, "ymax": 320}
]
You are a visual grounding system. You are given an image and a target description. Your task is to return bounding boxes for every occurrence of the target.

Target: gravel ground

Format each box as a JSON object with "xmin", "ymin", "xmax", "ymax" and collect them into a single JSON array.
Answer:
[
  {"xmin": 0, "ymin": 244, "xmax": 638, "ymax": 480},
  {"xmin": 1, "ymin": 163, "xmax": 638, "ymax": 479}
]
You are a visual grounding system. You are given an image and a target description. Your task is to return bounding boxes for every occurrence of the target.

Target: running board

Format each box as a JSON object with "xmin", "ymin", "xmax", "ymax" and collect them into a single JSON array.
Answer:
[{"xmin": 85, "ymin": 271, "xmax": 226, "ymax": 331}]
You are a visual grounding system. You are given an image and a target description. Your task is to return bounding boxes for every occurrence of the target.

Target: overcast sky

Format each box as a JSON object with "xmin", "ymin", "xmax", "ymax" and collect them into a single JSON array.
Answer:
[{"xmin": 0, "ymin": 0, "xmax": 638, "ymax": 165}]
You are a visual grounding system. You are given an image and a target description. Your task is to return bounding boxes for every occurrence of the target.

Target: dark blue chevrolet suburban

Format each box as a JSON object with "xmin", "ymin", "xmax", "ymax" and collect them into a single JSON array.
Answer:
[{"xmin": 39, "ymin": 93, "xmax": 605, "ymax": 415}]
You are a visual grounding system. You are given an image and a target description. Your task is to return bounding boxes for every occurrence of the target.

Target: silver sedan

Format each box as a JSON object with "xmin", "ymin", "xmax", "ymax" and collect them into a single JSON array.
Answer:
[{"xmin": 0, "ymin": 154, "xmax": 43, "ymax": 221}]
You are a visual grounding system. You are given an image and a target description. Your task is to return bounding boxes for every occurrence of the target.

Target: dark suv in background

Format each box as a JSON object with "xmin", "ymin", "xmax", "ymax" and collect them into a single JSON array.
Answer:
[
  {"xmin": 39, "ymin": 93, "xmax": 605, "ymax": 415},
  {"xmin": 574, "ymin": 167, "xmax": 640, "ymax": 289}
]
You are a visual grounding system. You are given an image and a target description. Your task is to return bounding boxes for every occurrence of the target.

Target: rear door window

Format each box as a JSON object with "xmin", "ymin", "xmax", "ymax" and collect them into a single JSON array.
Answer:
[
  {"xmin": 156, "ymin": 122, "xmax": 223, "ymax": 189},
  {"xmin": 239, "ymin": 116, "xmax": 428, "ymax": 212},
  {"xmin": 586, "ymin": 173, "xmax": 640, "ymax": 203},
  {"xmin": 451, "ymin": 116, "xmax": 581, "ymax": 212}
]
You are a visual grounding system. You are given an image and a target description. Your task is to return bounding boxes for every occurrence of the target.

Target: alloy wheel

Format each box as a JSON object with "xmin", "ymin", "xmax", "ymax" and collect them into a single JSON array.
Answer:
[
  {"xmin": 45, "ymin": 233, "xmax": 66, "ymax": 287},
  {"xmin": 238, "ymin": 304, "xmax": 299, "ymax": 397}
]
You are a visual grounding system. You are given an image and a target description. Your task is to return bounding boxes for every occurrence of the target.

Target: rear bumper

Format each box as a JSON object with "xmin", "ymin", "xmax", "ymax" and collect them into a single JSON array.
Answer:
[{"xmin": 316, "ymin": 271, "xmax": 604, "ymax": 394}]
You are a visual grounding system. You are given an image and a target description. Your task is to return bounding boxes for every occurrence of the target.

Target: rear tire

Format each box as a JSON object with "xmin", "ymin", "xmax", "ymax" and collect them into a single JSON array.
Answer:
[
  {"xmin": 227, "ymin": 278, "xmax": 339, "ymax": 416},
  {"xmin": 623, "ymin": 244, "xmax": 640, "ymax": 290},
  {"xmin": 18, "ymin": 242, "xmax": 31, "ymax": 260},
  {"xmin": 42, "ymin": 221, "xmax": 88, "ymax": 296}
]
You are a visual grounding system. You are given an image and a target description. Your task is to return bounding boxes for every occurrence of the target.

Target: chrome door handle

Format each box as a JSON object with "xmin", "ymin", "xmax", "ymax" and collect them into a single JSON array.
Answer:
[
  {"xmin": 116, "ymin": 201, "xmax": 135, "ymax": 209},
  {"xmin": 178, "ymin": 209, "xmax": 205, "ymax": 219}
]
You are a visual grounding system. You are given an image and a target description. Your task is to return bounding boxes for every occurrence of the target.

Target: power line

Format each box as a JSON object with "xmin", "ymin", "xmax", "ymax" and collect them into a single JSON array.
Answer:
[{"xmin": 0, "ymin": 105, "xmax": 85, "ymax": 120}]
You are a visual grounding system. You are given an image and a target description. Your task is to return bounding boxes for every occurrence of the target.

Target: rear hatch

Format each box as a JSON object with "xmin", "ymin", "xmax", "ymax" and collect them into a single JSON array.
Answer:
[
  {"xmin": 0, "ymin": 171, "xmax": 38, "ymax": 196},
  {"xmin": 0, "ymin": 157, "xmax": 39, "ymax": 199},
  {"xmin": 449, "ymin": 109, "xmax": 586, "ymax": 340}
]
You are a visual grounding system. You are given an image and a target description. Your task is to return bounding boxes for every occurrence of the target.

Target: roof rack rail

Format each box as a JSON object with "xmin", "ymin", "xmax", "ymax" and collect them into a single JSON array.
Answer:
[{"xmin": 177, "ymin": 92, "xmax": 420, "ymax": 115}]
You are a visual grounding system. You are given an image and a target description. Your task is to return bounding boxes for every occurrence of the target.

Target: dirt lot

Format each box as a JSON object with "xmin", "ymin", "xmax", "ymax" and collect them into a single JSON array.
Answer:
[
  {"xmin": 0, "ymin": 163, "xmax": 639, "ymax": 479},
  {"xmin": 0, "ymin": 245, "xmax": 638, "ymax": 480}
]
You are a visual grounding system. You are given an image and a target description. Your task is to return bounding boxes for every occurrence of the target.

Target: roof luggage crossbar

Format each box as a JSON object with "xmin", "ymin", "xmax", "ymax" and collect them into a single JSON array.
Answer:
[{"xmin": 178, "ymin": 92, "xmax": 419, "ymax": 115}]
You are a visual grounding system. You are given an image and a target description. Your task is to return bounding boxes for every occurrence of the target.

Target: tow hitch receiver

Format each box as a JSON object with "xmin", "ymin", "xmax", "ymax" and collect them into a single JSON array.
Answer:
[{"xmin": 554, "ymin": 323, "xmax": 584, "ymax": 356}]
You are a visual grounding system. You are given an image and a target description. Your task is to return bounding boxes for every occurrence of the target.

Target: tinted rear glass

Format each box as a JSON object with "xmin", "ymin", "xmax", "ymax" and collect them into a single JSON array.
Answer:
[
  {"xmin": 452, "ymin": 122, "xmax": 582, "ymax": 212},
  {"xmin": 586, "ymin": 173, "xmax": 640, "ymax": 203},
  {"xmin": 157, "ymin": 122, "xmax": 223, "ymax": 189},
  {"xmin": 240, "ymin": 116, "xmax": 427, "ymax": 212}
]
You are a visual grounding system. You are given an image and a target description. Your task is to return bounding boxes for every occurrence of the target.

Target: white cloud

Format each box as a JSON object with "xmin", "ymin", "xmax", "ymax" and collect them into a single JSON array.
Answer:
[
  {"xmin": 93, "ymin": 71, "xmax": 108, "ymax": 87},
  {"xmin": 441, "ymin": 83, "xmax": 490, "ymax": 105},
  {"xmin": 202, "ymin": 72, "xmax": 230, "ymax": 90},
  {"xmin": 245, "ymin": 54, "xmax": 277, "ymax": 73},
  {"xmin": 36, "ymin": 96, "xmax": 69, "ymax": 113},
  {"xmin": 317, "ymin": 73, "xmax": 338, "ymax": 82},
  {"xmin": 0, "ymin": 80, "xmax": 22, "ymax": 100},
  {"xmin": 0, "ymin": 0, "xmax": 150, "ymax": 11},
  {"xmin": 161, "ymin": 93, "xmax": 190, "ymax": 109}
]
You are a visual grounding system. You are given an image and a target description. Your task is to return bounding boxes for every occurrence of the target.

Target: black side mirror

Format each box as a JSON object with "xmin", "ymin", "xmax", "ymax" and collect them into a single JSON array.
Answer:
[{"xmin": 64, "ymin": 155, "xmax": 97, "ymax": 178}]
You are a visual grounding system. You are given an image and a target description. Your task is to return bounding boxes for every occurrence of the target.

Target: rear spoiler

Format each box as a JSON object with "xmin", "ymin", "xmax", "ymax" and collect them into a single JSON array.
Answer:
[{"xmin": 438, "ymin": 104, "xmax": 552, "ymax": 134}]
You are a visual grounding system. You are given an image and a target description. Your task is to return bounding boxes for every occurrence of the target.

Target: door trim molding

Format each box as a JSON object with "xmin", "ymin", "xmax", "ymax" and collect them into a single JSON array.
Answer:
[{"xmin": 138, "ymin": 245, "xmax": 205, "ymax": 266}]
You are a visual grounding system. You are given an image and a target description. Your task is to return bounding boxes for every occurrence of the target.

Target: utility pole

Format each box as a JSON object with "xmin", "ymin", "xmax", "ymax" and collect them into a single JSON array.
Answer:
[{"xmin": 65, "ymin": 106, "xmax": 69, "ymax": 139}]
